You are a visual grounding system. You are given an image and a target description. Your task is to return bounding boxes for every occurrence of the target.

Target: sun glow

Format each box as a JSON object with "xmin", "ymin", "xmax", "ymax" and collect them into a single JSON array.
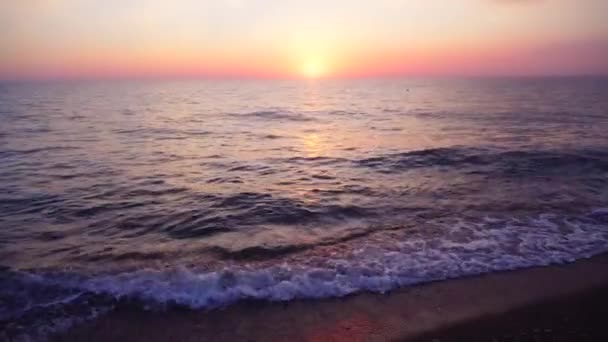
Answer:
[
  {"xmin": 1, "ymin": 1, "xmax": 607, "ymax": 80},
  {"xmin": 301, "ymin": 59, "xmax": 327, "ymax": 79}
]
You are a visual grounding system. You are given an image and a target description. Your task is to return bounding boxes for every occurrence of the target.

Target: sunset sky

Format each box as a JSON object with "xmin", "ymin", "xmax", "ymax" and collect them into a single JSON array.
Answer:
[{"xmin": 1, "ymin": 0, "xmax": 607, "ymax": 80}]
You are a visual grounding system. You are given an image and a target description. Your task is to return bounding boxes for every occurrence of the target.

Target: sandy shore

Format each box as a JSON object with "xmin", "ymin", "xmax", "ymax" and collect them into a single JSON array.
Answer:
[{"xmin": 54, "ymin": 254, "xmax": 608, "ymax": 341}]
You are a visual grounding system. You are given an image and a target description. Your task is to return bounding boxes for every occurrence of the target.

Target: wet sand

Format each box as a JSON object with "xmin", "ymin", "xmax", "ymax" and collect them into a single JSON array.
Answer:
[{"xmin": 55, "ymin": 254, "xmax": 608, "ymax": 341}]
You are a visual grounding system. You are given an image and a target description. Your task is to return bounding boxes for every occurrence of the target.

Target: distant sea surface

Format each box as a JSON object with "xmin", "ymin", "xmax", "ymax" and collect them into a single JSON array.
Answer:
[{"xmin": 2, "ymin": 77, "xmax": 608, "ymax": 339}]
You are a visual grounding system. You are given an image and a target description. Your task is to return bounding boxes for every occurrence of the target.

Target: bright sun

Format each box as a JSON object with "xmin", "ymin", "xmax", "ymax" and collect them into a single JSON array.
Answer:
[{"xmin": 301, "ymin": 60, "xmax": 326, "ymax": 78}]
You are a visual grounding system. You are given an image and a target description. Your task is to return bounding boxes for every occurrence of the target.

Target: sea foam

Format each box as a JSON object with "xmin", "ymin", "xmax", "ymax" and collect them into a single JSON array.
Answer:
[
  {"xmin": 3, "ymin": 211, "xmax": 608, "ymax": 341},
  {"xmin": 12, "ymin": 211, "xmax": 608, "ymax": 310}
]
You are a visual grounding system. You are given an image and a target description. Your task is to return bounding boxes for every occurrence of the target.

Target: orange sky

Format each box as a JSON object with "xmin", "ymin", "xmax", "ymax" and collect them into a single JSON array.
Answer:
[{"xmin": 1, "ymin": 0, "xmax": 607, "ymax": 80}]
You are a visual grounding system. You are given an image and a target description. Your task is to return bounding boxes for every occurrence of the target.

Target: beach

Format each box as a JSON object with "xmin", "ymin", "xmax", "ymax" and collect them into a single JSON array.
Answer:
[{"xmin": 54, "ymin": 254, "xmax": 608, "ymax": 341}]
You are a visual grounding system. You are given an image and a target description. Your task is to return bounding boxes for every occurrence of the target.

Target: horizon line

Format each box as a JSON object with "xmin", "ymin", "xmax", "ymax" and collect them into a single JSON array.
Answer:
[{"xmin": 2, "ymin": 73, "xmax": 608, "ymax": 83}]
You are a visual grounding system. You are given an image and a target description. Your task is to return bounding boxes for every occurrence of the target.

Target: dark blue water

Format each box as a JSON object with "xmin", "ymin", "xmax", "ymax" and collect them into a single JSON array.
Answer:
[{"xmin": 1, "ymin": 77, "xmax": 608, "ymax": 339}]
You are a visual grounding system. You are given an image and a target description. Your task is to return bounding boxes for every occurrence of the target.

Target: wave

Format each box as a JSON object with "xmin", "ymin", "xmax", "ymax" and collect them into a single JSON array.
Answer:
[
  {"xmin": 0, "ymin": 146, "xmax": 80, "ymax": 158},
  {"xmin": 258, "ymin": 146, "xmax": 608, "ymax": 177},
  {"xmin": 355, "ymin": 147, "xmax": 608, "ymax": 175},
  {"xmin": 207, "ymin": 224, "xmax": 392, "ymax": 260},
  {"xmin": 159, "ymin": 193, "xmax": 375, "ymax": 240},
  {"xmin": 229, "ymin": 110, "xmax": 316, "ymax": 122},
  {"xmin": 0, "ymin": 269, "xmax": 113, "ymax": 341},
  {"xmin": 112, "ymin": 127, "xmax": 211, "ymax": 140},
  {"xmin": 2, "ymin": 146, "xmax": 607, "ymax": 248},
  {"xmin": 2, "ymin": 209, "xmax": 608, "ymax": 341}
]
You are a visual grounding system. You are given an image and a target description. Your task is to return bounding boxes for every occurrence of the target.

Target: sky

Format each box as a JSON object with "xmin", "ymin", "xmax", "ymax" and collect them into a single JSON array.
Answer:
[{"xmin": 1, "ymin": 0, "xmax": 607, "ymax": 80}]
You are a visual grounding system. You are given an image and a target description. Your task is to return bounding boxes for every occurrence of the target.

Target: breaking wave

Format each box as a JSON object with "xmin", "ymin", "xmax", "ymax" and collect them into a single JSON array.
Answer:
[{"xmin": 3, "ymin": 209, "xmax": 608, "ymax": 340}]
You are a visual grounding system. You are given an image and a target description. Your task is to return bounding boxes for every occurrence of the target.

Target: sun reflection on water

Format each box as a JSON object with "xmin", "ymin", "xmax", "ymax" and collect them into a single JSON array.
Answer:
[{"xmin": 302, "ymin": 133, "xmax": 324, "ymax": 157}]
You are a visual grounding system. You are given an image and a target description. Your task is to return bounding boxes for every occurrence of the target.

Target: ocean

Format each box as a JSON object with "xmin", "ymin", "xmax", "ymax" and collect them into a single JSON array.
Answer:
[{"xmin": 1, "ymin": 77, "xmax": 608, "ymax": 340}]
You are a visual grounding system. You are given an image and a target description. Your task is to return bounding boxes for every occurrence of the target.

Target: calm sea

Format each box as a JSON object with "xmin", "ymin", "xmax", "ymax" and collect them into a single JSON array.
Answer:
[{"xmin": 2, "ymin": 77, "xmax": 608, "ymax": 339}]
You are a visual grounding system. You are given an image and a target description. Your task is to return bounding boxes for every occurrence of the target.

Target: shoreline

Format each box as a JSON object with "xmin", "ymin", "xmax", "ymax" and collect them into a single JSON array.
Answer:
[{"xmin": 54, "ymin": 254, "xmax": 608, "ymax": 341}]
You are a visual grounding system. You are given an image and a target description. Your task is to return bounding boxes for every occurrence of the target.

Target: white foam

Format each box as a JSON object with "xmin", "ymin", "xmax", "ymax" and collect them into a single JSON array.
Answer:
[
  {"xmin": 2, "ymin": 300, "xmax": 111, "ymax": 342},
  {"xmin": 5, "ymin": 211, "xmax": 608, "ymax": 341},
  {"xmin": 59, "ymin": 211, "xmax": 608, "ymax": 309}
]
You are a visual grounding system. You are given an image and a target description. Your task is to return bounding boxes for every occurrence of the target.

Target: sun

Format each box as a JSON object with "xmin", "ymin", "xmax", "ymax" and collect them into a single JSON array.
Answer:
[{"xmin": 301, "ymin": 59, "xmax": 326, "ymax": 79}]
